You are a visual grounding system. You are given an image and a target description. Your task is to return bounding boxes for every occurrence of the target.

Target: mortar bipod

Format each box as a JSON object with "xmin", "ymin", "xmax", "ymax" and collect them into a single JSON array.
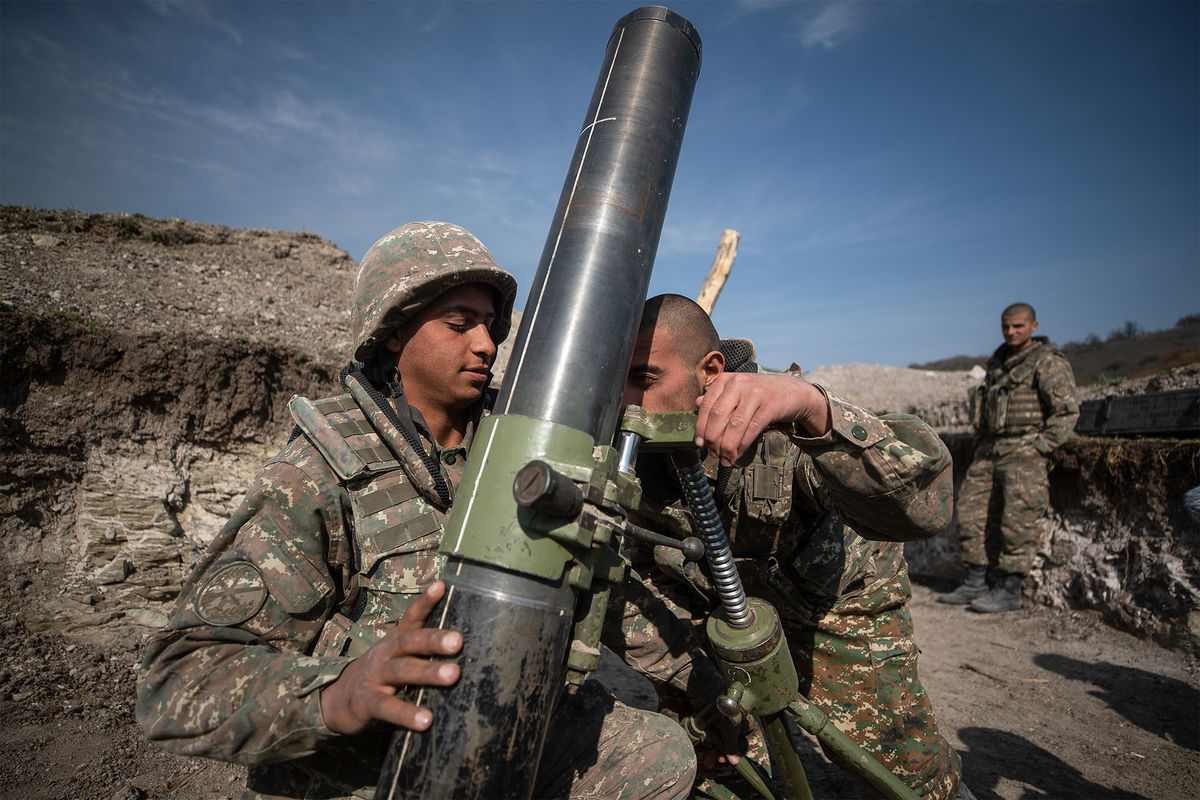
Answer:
[{"xmin": 616, "ymin": 412, "xmax": 920, "ymax": 800}]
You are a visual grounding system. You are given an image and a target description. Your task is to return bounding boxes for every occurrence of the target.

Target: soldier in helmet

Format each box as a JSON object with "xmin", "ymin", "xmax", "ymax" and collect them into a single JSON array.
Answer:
[
  {"xmin": 136, "ymin": 222, "xmax": 697, "ymax": 799},
  {"xmin": 938, "ymin": 302, "xmax": 1079, "ymax": 613}
]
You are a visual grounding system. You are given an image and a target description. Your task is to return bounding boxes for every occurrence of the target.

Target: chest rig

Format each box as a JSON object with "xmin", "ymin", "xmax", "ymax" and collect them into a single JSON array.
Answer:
[
  {"xmin": 289, "ymin": 391, "xmax": 451, "ymax": 659},
  {"xmin": 970, "ymin": 341, "xmax": 1053, "ymax": 436},
  {"xmin": 721, "ymin": 430, "xmax": 877, "ymax": 616}
]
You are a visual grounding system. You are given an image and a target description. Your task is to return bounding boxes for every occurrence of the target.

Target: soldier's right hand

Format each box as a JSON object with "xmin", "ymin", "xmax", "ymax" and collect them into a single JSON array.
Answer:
[{"xmin": 319, "ymin": 580, "xmax": 462, "ymax": 736}]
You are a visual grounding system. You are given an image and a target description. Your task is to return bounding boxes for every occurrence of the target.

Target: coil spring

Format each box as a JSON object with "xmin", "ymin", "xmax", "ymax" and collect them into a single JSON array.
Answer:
[{"xmin": 671, "ymin": 450, "xmax": 752, "ymax": 628}]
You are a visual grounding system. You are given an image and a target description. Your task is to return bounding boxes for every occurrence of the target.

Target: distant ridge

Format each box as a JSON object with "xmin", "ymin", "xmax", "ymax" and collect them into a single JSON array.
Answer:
[{"xmin": 910, "ymin": 316, "xmax": 1199, "ymax": 386}]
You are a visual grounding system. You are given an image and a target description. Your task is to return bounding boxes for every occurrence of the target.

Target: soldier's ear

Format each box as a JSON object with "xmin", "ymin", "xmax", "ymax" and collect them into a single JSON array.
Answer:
[
  {"xmin": 384, "ymin": 330, "xmax": 406, "ymax": 354},
  {"xmin": 699, "ymin": 350, "xmax": 724, "ymax": 388}
]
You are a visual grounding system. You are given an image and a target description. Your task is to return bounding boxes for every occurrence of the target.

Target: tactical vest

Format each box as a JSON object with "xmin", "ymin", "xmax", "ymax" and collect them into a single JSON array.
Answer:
[
  {"xmin": 970, "ymin": 342, "xmax": 1055, "ymax": 436},
  {"xmin": 733, "ymin": 431, "xmax": 880, "ymax": 615},
  {"xmin": 643, "ymin": 429, "xmax": 884, "ymax": 627},
  {"xmin": 288, "ymin": 392, "xmax": 451, "ymax": 660}
]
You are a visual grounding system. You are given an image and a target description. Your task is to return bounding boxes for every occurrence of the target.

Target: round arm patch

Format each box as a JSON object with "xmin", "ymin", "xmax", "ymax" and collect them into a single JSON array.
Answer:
[{"xmin": 195, "ymin": 561, "xmax": 269, "ymax": 626}]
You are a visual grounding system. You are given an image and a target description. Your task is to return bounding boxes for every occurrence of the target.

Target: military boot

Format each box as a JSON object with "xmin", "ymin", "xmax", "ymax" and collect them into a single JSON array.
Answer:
[
  {"xmin": 970, "ymin": 572, "xmax": 1023, "ymax": 613},
  {"xmin": 937, "ymin": 565, "xmax": 988, "ymax": 605}
]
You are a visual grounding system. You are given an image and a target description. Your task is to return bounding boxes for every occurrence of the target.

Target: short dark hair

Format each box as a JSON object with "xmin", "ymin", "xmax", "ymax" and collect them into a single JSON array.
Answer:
[
  {"xmin": 1002, "ymin": 302, "xmax": 1036, "ymax": 321},
  {"xmin": 639, "ymin": 294, "xmax": 720, "ymax": 369}
]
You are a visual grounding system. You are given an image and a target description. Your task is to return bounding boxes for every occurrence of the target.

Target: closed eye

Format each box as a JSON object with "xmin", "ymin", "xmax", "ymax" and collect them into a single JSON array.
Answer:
[{"xmin": 628, "ymin": 370, "xmax": 655, "ymax": 388}]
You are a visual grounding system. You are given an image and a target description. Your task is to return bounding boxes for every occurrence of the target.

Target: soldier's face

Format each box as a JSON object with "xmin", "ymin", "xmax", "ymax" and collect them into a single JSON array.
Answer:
[
  {"xmin": 389, "ymin": 283, "xmax": 498, "ymax": 414},
  {"xmin": 623, "ymin": 327, "xmax": 705, "ymax": 414},
  {"xmin": 1001, "ymin": 313, "xmax": 1038, "ymax": 351}
]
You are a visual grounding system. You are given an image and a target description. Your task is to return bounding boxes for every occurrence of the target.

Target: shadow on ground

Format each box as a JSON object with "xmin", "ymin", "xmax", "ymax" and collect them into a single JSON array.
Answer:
[
  {"xmin": 1033, "ymin": 653, "xmax": 1199, "ymax": 752},
  {"xmin": 958, "ymin": 727, "xmax": 1147, "ymax": 800}
]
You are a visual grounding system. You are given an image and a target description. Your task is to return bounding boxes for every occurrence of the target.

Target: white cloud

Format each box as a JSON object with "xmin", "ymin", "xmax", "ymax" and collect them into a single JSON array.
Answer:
[
  {"xmin": 145, "ymin": 1, "xmax": 245, "ymax": 45},
  {"xmin": 798, "ymin": 3, "xmax": 863, "ymax": 51},
  {"xmin": 732, "ymin": 0, "xmax": 867, "ymax": 51}
]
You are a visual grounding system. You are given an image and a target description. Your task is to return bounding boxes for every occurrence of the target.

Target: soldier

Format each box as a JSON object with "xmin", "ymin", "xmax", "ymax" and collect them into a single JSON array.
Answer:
[
  {"xmin": 136, "ymin": 222, "xmax": 697, "ymax": 800},
  {"xmin": 616, "ymin": 294, "xmax": 973, "ymax": 800},
  {"xmin": 938, "ymin": 302, "xmax": 1079, "ymax": 613}
]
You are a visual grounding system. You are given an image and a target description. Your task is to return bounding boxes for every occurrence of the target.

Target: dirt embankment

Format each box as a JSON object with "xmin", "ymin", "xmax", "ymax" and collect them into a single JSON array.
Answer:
[
  {"xmin": 1, "ymin": 207, "xmax": 1198, "ymax": 800},
  {"xmin": 1, "ymin": 205, "xmax": 355, "ymax": 369}
]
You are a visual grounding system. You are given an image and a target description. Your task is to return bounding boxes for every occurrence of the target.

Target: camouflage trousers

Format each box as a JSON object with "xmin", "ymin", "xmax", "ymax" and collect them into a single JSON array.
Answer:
[
  {"xmin": 243, "ymin": 679, "xmax": 694, "ymax": 800},
  {"xmin": 689, "ymin": 574, "xmax": 960, "ymax": 800},
  {"xmin": 955, "ymin": 437, "xmax": 1049, "ymax": 575},
  {"xmin": 536, "ymin": 679, "xmax": 697, "ymax": 800}
]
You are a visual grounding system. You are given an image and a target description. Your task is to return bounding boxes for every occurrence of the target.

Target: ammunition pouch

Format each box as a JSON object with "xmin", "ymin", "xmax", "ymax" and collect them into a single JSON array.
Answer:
[{"xmin": 740, "ymin": 430, "xmax": 798, "ymax": 526}]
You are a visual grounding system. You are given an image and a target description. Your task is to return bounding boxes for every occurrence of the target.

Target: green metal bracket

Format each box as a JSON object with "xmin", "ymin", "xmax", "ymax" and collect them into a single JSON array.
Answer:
[{"xmin": 618, "ymin": 405, "xmax": 698, "ymax": 449}]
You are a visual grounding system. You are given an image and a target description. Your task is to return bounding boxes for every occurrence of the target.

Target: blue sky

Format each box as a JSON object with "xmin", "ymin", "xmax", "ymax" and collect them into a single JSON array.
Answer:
[{"xmin": 2, "ymin": 1, "xmax": 1196, "ymax": 370}]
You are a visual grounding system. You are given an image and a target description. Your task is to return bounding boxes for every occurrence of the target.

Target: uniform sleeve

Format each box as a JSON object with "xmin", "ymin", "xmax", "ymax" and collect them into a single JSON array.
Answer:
[
  {"xmin": 1033, "ymin": 353, "xmax": 1080, "ymax": 454},
  {"xmin": 135, "ymin": 453, "xmax": 352, "ymax": 765},
  {"xmin": 786, "ymin": 386, "xmax": 954, "ymax": 542}
]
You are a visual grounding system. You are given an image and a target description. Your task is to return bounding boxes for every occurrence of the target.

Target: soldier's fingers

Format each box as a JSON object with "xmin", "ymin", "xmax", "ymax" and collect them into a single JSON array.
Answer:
[
  {"xmin": 720, "ymin": 396, "xmax": 769, "ymax": 466},
  {"xmin": 701, "ymin": 383, "xmax": 765, "ymax": 466},
  {"xmin": 394, "ymin": 580, "xmax": 447, "ymax": 635},
  {"xmin": 364, "ymin": 693, "xmax": 438, "ymax": 732},
  {"xmin": 384, "ymin": 626, "xmax": 462, "ymax": 660},
  {"xmin": 693, "ymin": 382, "xmax": 721, "ymax": 450},
  {"xmin": 695, "ymin": 379, "xmax": 739, "ymax": 456},
  {"xmin": 381, "ymin": 653, "xmax": 461, "ymax": 691}
]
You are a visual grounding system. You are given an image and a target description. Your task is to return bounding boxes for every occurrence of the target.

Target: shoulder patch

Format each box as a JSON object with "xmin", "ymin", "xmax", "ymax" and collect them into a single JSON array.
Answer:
[{"xmin": 195, "ymin": 561, "xmax": 268, "ymax": 626}]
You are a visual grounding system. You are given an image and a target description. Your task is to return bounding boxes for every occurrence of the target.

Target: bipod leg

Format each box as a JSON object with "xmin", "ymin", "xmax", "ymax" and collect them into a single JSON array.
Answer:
[
  {"xmin": 784, "ymin": 699, "xmax": 920, "ymax": 800},
  {"xmin": 759, "ymin": 712, "xmax": 813, "ymax": 800},
  {"xmin": 730, "ymin": 751, "xmax": 783, "ymax": 800}
]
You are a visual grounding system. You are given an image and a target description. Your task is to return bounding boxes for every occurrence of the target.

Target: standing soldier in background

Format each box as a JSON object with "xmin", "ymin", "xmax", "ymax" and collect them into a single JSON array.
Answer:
[
  {"xmin": 939, "ymin": 302, "xmax": 1080, "ymax": 613},
  {"xmin": 136, "ymin": 222, "xmax": 697, "ymax": 800}
]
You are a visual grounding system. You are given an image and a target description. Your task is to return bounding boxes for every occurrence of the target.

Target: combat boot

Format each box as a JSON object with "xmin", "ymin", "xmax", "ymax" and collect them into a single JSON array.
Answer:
[
  {"xmin": 937, "ymin": 565, "xmax": 988, "ymax": 605},
  {"xmin": 970, "ymin": 572, "xmax": 1023, "ymax": 613}
]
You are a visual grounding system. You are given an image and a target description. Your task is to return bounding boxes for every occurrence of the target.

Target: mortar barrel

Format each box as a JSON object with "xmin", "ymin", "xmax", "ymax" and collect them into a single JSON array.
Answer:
[
  {"xmin": 377, "ymin": 7, "xmax": 701, "ymax": 798},
  {"xmin": 497, "ymin": 4, "xmax": 702, "ymax": 444}
]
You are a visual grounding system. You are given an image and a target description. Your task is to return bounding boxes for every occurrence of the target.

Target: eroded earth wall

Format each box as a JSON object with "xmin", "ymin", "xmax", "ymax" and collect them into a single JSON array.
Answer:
[
  {"xmin": 1, "ymin": 311, "xmax": 336, "ymax": 648},
  {"xmin": 908, "ymin": 434, "xmax": 1200, "ymax": 652}
]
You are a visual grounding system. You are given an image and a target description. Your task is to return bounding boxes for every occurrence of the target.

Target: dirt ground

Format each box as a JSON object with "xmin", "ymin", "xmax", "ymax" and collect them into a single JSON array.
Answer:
[{"xmin": 1, "ymin": 577, "xmax": 1195, "ymax": 800}]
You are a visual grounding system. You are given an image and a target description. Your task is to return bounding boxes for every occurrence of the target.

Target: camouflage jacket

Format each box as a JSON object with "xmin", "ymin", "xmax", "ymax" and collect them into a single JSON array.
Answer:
[
  {"xmin": 616, "ymin": 377, "xmax": 955, "ymax": 675},
  {"xmin": 135, "ymin": 374, "xmax": 482, "ymax": 799},
  {"xmin": 970, "ymin": 337, "xmax": 1080, "ymax": 454}
]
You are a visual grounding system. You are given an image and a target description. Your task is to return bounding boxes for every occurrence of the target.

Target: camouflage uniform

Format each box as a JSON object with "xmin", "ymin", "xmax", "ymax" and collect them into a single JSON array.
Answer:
[
  {"xmin": 612, "ymin": 348, "xmax": 964, "ymax": 800},
  {"xmin": 136, "ymin": 222, "xmax": 695, "ymax": 800},
  {"xmin": 957, "ymin": 337, "xmax": 1079, "ymax": 575}
]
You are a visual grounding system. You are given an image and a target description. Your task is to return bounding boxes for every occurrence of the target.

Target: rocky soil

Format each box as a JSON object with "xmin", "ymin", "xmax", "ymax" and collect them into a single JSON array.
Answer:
[
  {"xmin": 0, "ymin": 206, "xmax": 356, "ymax": 368},
  {"xmin": 1, "ymin": 207, "xmax": 1197, "ymax": 799}
]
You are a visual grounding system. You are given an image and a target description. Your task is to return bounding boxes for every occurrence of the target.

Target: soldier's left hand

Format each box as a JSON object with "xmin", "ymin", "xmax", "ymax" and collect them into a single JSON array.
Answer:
[
  {"xmin": 695, "ymin": 373, "xmax": 830, "ymax": 466},
  {"xmin": 693, "ymin": 699, "xmax": 746, "ymax": 769}
]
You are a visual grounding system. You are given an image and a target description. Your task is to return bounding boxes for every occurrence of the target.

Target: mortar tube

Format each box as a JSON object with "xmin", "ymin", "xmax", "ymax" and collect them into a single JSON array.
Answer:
[{"xmin": 378, "ymin": 7, "xmax": 702, "ymax": 799}]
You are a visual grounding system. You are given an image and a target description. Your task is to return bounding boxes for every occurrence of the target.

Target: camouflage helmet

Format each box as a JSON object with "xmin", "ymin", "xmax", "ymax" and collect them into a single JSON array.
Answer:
[{"xmin": 352, "ymin": 221, "xmax": 518, "ymax": 364}]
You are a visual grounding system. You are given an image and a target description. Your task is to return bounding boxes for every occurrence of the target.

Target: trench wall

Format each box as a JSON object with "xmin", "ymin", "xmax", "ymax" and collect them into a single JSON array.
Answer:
[{"xmin": 906, "ymin": 433, "xmax": 1200, "ymax": 652}]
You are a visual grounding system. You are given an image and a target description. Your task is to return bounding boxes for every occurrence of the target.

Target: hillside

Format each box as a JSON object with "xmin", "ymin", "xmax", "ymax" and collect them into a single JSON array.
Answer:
[
  {"xmin": 911, "ymin": 317, "xmax": 1200, "ymax": 385},
  {"xmin": 1, "ymin": 207, "xmax": 1197, "ymax": 800}
]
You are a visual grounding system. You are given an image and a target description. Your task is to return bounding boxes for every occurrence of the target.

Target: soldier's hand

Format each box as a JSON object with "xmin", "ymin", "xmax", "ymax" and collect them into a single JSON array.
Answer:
[
  {"xmin": 693, "ymin": 699, "xmax": 745, "ymax": 769},
  {"xmin": 695, "ymin": 373, "xmax": 830, "ymax": 466},
  {"xmin": 320, "ymin": 580, "xmax": 462, "ymax": 736}
]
